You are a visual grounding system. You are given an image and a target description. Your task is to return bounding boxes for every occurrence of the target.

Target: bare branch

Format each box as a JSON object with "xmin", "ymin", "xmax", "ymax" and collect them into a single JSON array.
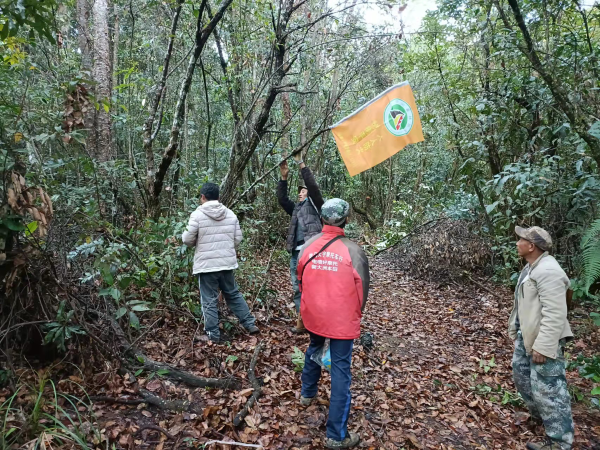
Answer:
[
  {"xmin": 142, "ymin": 0, "xmax": 184, "ymax": 192},
  {"xmin": 148, "ymin": 0, "xmax": 235, "ymax": 214},
  {"xmin": 230, "ymin": 127, "xmax": 330, "ymax": 209}
]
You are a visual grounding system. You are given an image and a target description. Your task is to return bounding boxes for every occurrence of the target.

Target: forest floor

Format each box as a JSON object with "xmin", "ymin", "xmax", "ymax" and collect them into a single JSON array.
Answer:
[{"xmin": 6, "ymin": 253, "xmax": 600, "ymax": 450}]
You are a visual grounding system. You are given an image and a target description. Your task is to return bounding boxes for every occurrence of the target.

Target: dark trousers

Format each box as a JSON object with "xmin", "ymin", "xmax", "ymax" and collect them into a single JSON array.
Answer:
[
  {"xmin": 198, "ymin": 270, "xmax": 255, "ymax": 340},
  {"xmin": 301, "ymin": 332, "xmax": 354, "ymax": 441},
  {"xmin": 289, "ymin": 250, "xmax": 301, "ymax": 312}
]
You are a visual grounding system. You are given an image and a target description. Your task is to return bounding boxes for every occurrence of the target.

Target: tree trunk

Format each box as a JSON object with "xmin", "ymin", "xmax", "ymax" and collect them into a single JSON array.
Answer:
[
  {"xmin": 315, "ymin": 67, "xmax": 338, "ymax": 175},
  {"xmin": 351, "ymin": 200, "xmax": 378, "ymax": 230},
  {"xmin": 199, "ymin": 59, "xmax": 211, "ymax": 171},
  {"xmin": 77, "ymin": 0, "xmax": 96, "ymax": 156},
  {"xmin": 142, "ymin": 0, "xmax": 183, "ymax": 202},
  {"xmin": 282, "ymin": 91, "xmax": 292, "ymax": 152},
  {"xmin": 315, "ymin": 0, "xmax": 357, "ymax": 175},
  {"xmin": 433, "ymin": 42, "xmax": 494, "ymax": 232},
  {"xmin": 219, "ymin": 0, "xmax": 297, "ymax": 206},
  {"xmin": 503, "ymin": 0, "xmax": 600, "ymax": 167},
  {"xmin": 147, "ymin": 0, "xmax": 234, "ymax": 217},
  {"xmin": 384, "ymin": 157, "xmax": 394, "ymax": 223},
  {"xmin": 92, "ymin": 0, "xmax": 113, "ymax": 162},
  {"xmin": 112, "ymin": 3, "xmax": 119, "ymax": 99},
  {"xmin": 299, "ymin": 70, "xmax": 311, "ymax": 149},
  {"xmin": 480, "ymin": 8, "xmax": 502, "ymax": 177}
]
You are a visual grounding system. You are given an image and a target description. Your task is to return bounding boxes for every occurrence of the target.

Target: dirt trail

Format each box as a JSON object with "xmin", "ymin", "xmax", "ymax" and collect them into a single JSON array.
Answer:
[
  {"xmin": 357, "ymin": 258, "xmax": 599, "ymax": 450},
  {"xmin": 93, "ymin": 256, "xmax": 600, "ymax": 450}
]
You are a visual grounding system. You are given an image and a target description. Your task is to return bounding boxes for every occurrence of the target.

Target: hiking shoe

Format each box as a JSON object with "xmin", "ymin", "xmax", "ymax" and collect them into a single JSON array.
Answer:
[
  {"xmin": 291, "ymin": 326, "xmax": 308, "ymax": 334},
  {"xmin": 325, "ymin": 432, "xmax": 360, "ymax": 449},
  {"xmin": 299, "ymin": 396, "xmax": 315, "ymax": 406},
  {"xmin": 208, "ymin": 333, "xmax": 232, "ymax": 344},
  {"xmin": 246, "ymin": 325, "xmax": 260, "ymax": 335},
  {"xmin": 526, "ymin": 439, "xmax": 563, "ymax": 450},
  {"xmin": 359, "ymin": 332, "xmax": 374, "ymax": 351},
  {"xmin": 291, "ymin": 316, "xmax": 308, "ymax": 334}
]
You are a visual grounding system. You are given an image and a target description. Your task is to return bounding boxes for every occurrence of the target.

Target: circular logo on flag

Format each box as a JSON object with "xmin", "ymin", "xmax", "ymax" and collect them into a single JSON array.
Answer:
[{"xmin": 383, "ymin": 99, "xmax": 413, "ymax": 137}]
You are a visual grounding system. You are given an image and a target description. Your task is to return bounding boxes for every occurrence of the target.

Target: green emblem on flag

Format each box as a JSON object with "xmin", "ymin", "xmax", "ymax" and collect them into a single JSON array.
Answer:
[{"xmin": 383, "ymin": 99, "xmax": 414, "ymax": 137}]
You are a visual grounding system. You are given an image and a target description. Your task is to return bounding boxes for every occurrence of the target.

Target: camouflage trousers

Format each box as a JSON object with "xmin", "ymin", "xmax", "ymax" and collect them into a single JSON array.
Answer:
[{"xmin": 512, "ymin": 331, "xmax": 574, "ymax": 449}]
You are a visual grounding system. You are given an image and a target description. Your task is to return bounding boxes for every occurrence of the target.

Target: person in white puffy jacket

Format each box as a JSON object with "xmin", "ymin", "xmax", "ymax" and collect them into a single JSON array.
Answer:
[{"xmin": 182, "ymin": 183, "xmax": 258, "ymax": 343}]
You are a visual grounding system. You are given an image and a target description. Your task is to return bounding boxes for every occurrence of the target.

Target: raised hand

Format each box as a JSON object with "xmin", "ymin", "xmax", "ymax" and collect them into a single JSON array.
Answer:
[{"xmin": 280, "ymin": 160, "xmax": 290, "ymax": 180}]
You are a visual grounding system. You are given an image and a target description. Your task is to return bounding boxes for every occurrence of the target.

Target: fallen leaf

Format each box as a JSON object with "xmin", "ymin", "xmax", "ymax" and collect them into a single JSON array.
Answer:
[
  {"xmin": 146, "ymin": 380, "xmax": 162, "ymax": 392},
  {"xmin": 238, "ymin": 388, "xmax": 254, "ymax": 397},
  {"xmin": 406, "ymin": 432, "xmax": 422, "ymax": 449}
]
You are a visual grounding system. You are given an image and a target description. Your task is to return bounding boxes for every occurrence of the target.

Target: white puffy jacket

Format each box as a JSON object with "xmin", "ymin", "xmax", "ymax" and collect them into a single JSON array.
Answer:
[{"xmin": 182, "ymin": 201, "xmax": 242, "ymax": 274}]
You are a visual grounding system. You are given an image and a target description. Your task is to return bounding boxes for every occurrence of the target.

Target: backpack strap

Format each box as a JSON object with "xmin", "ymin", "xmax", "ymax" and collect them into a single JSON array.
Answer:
[{"xmin": 308, "ymin": 196, "xmax": 321, "ymax": 217}]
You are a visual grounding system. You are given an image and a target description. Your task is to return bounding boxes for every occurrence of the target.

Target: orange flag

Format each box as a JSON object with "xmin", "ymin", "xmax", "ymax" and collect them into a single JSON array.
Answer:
[{"xmin": 331, "ymin": 82, "xmax": 424, "ymax": 176}]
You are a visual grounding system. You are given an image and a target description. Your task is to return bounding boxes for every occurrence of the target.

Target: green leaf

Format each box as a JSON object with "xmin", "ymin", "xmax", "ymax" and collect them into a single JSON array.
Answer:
[
  {"xmin": 590, "ymin": 312, "xmax": 600, "ymax": 327},
  {"xmin": 486, "ymin": 201, "xmax": 499, "ymax": 214},
  {"xmin": 137, "ymin": 355, "xmax": 145, "ymax": 363},
  {"xmin": 458, "ymin": 157, "xmax": 475, "ymax": 173},
  {"xmin": 589, "ymin": 121, "xmax": 600, "ymax": 140},
  {"xmin": 495, "ymin": 175, "xmax": 510, "ymax": 193},
  {"xmin": 115, "ymin": 307, "xmax": 128, "ymax": 319},
  {"xmin": 44, "ymin": 328, "xmax": 57, "ymax": 344},
  {"xmin": 119, "ymin": 276, "xmax": 133, "ymax": 289},
  {"xmin": 103, "ymin": 272, "xmax": 114, "ymax": 286},
  {"xmin": 591, "ymin": 386, "xmax": 600, "ymax": 396},
  {"xmin": 1, "ymin": 218, "xmax": 25, "ymax": 231},
  {"xmin": 134, "ymin": 369, "xmax": 143, "ymax": 376},
  {"xmin": 129, "ymin": 311, "xmax": 140, "ymax": 329},
  {"xmin": 157, "ymin": 369, "xmax": 169, "ymax": 376},
  {"xmin": 109, "ymin": 288, "xmax": 122, "ymax": 302},
  {"xmin": 131, "ymin": 305, "xmax": 151, "ymax": 312},
  {"xmin": 127, "ymin": 300, "xmax": 147, "ymax": 306},
  {"xmin": 25, "ymin": 221, "xmax": 38, "ymax": 236}
]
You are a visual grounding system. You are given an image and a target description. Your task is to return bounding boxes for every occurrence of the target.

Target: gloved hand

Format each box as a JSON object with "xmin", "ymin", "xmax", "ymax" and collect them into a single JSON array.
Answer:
[{"xmin": 292, "ymin": 152, "xmax": 303, "ymax": 163}]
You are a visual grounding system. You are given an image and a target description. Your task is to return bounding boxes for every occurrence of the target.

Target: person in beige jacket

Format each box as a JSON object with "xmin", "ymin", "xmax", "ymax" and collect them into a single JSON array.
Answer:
[
  {"xmin": 182, "ymin": 183, "xmax": 258, "ymax": 343},
  {"xmin": 509, "ymin": 226, "xmax": 574, "ymax": 450}
]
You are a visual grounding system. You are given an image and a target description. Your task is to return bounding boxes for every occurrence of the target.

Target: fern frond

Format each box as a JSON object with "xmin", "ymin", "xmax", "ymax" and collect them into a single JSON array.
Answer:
[{"xmin": 581, "ymin": 218, "xmax": 600, "ymax": 294}]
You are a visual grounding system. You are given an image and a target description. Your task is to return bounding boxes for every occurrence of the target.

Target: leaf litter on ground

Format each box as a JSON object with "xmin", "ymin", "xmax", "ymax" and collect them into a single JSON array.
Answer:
[{"xmin": 6, "ymin": 251, "xmax": 598, "ymax": 450}]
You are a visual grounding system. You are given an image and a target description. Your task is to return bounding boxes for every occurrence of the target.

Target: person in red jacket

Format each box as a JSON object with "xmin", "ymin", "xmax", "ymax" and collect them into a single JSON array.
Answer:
[{"xmin": 296, "ymin": 198, "xmax": 370, "ymax": 449}]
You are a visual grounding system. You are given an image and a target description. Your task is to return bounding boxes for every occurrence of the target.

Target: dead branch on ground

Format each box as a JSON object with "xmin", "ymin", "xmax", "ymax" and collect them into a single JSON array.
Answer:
[{"xmin": 232, "ymin": 341, "xmax": 264, "ymax": 427}]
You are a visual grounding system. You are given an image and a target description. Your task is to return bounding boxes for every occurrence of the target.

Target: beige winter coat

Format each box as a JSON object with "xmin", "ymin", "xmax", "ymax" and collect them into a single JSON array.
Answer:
[
  {"xmin": 508, "ymin": 252, "xmax": 573, "ymax": 359},
  {"xmin": 181, "ymin": 201, "xmax": 242, "ymax": 274}
]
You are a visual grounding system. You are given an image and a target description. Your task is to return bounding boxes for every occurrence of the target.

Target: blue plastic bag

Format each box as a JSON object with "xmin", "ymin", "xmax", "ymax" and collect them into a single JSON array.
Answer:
[{"xmin": 310, "ymin": 338, "xmax": 331, "ymax": 371}]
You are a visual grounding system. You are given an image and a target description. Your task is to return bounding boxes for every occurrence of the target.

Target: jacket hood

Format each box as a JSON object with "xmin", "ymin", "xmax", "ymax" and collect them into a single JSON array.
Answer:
[{"xmin": 200, "ymin": 201, "xmax": 227, "ymax": 221}]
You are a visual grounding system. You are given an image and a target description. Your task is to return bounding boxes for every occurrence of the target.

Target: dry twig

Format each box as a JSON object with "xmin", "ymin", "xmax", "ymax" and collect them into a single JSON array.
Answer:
[{"xmin": 232, "ymin": 341, "xmax": 264, "ymax": 426}]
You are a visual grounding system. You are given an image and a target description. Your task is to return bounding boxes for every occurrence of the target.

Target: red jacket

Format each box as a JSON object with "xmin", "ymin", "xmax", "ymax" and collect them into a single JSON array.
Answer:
[{"xmin": 297, "ymin": 225, "xmax": 370, "ymax": 339}]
